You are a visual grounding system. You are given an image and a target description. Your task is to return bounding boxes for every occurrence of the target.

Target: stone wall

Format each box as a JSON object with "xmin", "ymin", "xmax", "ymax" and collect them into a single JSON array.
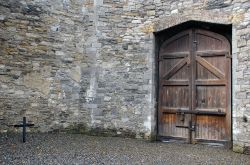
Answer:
[
  {"xmin": 0, "ymin": 0, "xmax": 155, "ymax": 139},
  {"xmin": 0, "ymin": 0, "xmax": 249, "ymax": 153}
]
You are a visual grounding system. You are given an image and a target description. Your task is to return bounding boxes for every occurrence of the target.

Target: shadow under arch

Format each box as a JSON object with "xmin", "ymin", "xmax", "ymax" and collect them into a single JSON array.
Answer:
[{"xmin": 155, "ymin": 20, "xmax": 232, "ymax": 51}]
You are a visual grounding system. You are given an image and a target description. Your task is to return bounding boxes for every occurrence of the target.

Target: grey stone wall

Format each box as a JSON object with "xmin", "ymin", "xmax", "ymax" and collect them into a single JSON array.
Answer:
[
  {"xmin": 0, "ymin": 0, "xmax": 249, "ymax": 153},
  {"xmin": 0, "ymin": 0, "xmax": 155, "ymax": 139}
]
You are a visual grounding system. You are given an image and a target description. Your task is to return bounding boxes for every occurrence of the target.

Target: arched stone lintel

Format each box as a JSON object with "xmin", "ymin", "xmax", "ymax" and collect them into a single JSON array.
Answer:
[{"xmin": 140, "ymin": 10, "xmax": 232, "ymax": 34}]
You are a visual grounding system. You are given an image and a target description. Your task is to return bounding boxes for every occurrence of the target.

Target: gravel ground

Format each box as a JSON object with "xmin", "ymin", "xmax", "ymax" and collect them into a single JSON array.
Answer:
[{"xmin": 0, "ymin": 133, "xmax": 249, "ymax": 165}]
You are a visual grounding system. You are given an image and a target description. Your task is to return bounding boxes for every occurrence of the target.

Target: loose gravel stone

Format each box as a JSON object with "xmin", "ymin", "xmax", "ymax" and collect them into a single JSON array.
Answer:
[{"xmin": 0, "ymin": 134, "xmax": 250, "ymax": 165}]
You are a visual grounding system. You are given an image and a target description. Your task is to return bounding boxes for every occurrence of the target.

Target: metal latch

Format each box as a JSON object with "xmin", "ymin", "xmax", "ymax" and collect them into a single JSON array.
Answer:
[{"xmin": 189, "ymin": 121, "xmax": 195, "ymax": 132}]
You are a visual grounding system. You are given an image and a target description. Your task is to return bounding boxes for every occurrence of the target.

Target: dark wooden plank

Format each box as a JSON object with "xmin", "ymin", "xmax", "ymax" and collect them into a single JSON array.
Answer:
[
  {"xmin": 195, "ymin": 29, "xmax": 231, "ymax": 49},
  {"xmin": 195, "ymin": 108, "xmax": 226, "ymax": 113},
  {"xmin": 193, "ymin": 138, "xmax": 229, "ymax": 146},
  {"xmin": 158, "ymin": 29, "xmax": 192, "ymax": 140},
  {"xmin": 196, "ymin": 56, "xmax": 225, "ymax": 79},
  {"xmin": 196, "ymin": 50, "xmax": 228, "ymax": 57},
  {"xmin": 161, "ymin": 52, "xmax": 189, "ymax": 59},
  {"xmin": 163, "ymin": 57, "xmax": 188, "ymax": 80},
  {"xmin": 225, "ymin": 43, "xmax": 232, "ymax": 142},
  {"xmin": 162, "ymin": 109, "xmax": 226, "ymax": 116},
  {"xmin": 160, "ymin": 30, "xmax": 191, "ymax": 50},
  {"xmin": 162, "ymin": 56, "xmax": 185, "ymax": 59},
  {"xmin": 195, "ymin": 79, "xmax": 226, "ymax": 85},
  {"xmin": 162, "ymin": 106, "xmax": 189, "ymax": 111},
  {"xmin": 191, "ymin": 29, "xmax": 197, "ymax": 144},
  {"xmin": 158, "ymin": 135, "xmax": 188, "ymax": 142},
  {"xmin": 161, "ymin": 80, "xmax": 189, "ymax": 86}
]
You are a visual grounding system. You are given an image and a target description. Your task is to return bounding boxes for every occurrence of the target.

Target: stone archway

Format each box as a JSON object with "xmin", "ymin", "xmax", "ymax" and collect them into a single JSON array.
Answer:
[
  {"xmin": 145, "ymin": 11, "xmax": 241, "ymax": 147},
  {"xmin": 140, "ymin": 10, "xmax": 233, "ymax": 34},
  {"xmin": 145, "ymin": 9, "xmax": 249, "ymax": 152}
]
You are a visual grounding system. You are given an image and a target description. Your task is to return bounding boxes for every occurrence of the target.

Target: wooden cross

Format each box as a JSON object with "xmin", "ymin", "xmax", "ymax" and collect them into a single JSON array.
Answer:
[{"xmin": 14, "ymin": 117, "xmax": 34, "ymax": 142}]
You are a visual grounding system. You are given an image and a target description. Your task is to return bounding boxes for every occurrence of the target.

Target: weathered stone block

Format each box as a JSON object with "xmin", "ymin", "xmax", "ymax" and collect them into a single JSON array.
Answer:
[
  {"xmin": 238, "ymin": 39, "xmax": 247, "ymax": 48},
  {"xmin": 147, "ymin": 10, "xmax": 155, "ymax": 16},
  {"xmin": 233, "ymin": 143, "xmax": 245, "ymax": 153}
]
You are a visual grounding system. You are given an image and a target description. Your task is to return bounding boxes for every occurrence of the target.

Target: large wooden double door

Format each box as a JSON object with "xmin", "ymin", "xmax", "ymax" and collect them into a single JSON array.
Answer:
[{"xmin": 158, "ymin": 29, "xmax": 231, "ymax": 146}]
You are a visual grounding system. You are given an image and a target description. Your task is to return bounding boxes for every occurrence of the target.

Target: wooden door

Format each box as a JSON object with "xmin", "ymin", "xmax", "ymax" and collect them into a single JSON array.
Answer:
[{"xmin": 158, "ymin": 29, "xmax": 231, "ymax": 146}]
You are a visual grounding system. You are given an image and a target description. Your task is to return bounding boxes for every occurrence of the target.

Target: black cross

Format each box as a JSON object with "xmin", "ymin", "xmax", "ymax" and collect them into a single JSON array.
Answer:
[{"xmin": 14, "ymin": 117, "xmax": 34, "ymax": 143}]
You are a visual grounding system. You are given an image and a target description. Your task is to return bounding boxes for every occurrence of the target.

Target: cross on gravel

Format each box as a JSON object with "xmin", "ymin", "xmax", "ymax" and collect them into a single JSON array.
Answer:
[{"xmin": 14, "ymin": 117, "xmax": 34, "ymax": 143}]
